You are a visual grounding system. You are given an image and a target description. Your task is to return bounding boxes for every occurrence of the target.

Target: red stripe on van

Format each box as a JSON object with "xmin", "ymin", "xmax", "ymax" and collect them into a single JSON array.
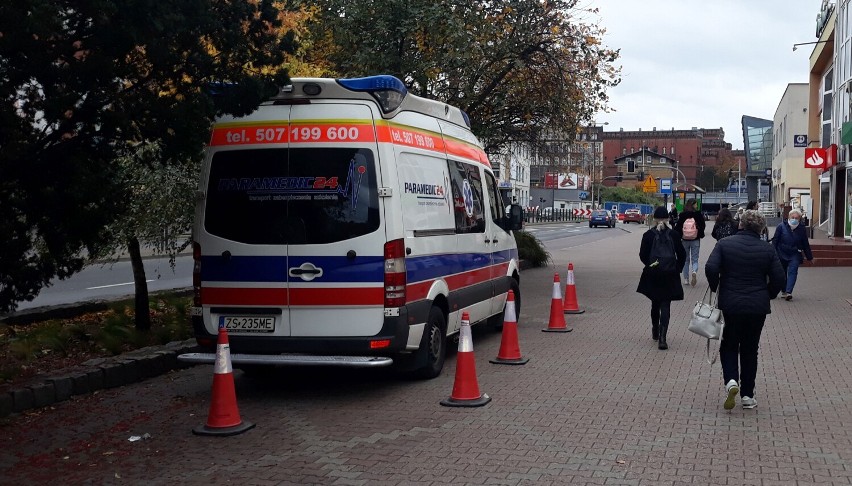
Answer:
[
  {"xmin": 289, "ymin": 287, "xmax": 383, "ymax": 306},
  {"xmin": 202, "ymin": 287, "xmax": 287, "ymax": 306},
  {"xmin": 405, "ymin": 262, "xmax": 511, "ymax": 303},
  {"xmin": 445, "ymin": 138, "xmax": 490, "ymax": 168},
  {"xmin": 201, "ymin": 287, "xmax": 383, "ymax": 306}
]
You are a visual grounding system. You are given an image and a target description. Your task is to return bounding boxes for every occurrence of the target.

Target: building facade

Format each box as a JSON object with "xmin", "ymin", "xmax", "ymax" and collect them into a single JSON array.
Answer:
[
  {"xmin": 600, "ymin": 127, "xmax": 735, "ymax": 189},
  {"xmin": 771, "ymin": 84, "xmax": 811, "ymax": 212}
]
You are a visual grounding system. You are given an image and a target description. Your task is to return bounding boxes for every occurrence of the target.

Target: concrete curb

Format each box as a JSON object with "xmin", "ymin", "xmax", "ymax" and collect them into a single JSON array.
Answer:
[{"xmin": 0, "ymin": 339, "xmax": 200, "ymax": 419}]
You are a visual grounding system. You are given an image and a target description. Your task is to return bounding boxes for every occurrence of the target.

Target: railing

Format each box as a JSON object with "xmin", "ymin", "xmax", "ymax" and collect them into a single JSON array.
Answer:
[{"xmin": 523, "ymin": 208, "xmax": 589, "ymax": 223}]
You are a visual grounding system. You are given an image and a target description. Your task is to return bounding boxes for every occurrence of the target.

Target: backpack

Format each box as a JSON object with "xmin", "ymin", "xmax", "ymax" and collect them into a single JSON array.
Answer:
[
  {"xmin": 681, "ymin": 217, "xmax": 698, "ymax": 240},
  {"xmin": 648, "ymin": 228, "xmax": 677, "ymax": 273}
]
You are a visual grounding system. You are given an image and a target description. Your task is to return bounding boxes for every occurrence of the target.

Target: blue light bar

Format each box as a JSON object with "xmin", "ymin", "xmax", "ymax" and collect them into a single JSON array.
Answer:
[
  {"xmin": 337, "ymin": 75, "xmax": 408, "ymax": 113},
  {"xmin": 337, "ymin": 75, "xmax": 407, "ymax": 95}
]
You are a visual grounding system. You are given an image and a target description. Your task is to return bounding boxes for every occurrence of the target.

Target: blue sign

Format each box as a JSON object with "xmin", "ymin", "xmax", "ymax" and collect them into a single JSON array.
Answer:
[
  {"xmin": 659, "ymin": 178, "xmax": 672, "ymax": 195},
  {"xmin": 578, "ymin": 191, "xmax": 589, "ymax": 200},
  {"xmin": 794, "ymin": 134, "xmax": 807, "ymax": 148}
]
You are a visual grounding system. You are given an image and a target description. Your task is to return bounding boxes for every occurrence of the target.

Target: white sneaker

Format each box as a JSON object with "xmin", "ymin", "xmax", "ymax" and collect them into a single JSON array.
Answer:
[
  {"xmin": 742, "ymin": 396, "xmax": 757, "ymax": 409},
  {"xmin": 684, "ymin": 278, "xmax": 690, "ymax": 285},
  {"xmin": 724, "ymin": 380, "xmax": 739, "ymax": 410},
  {"xmin": 690, "ymin": 272, "xmax": 697, "ymax": 287},
  {"xmin": 780, "ymin": 291, "xmax": 787, "ymax": 298}
]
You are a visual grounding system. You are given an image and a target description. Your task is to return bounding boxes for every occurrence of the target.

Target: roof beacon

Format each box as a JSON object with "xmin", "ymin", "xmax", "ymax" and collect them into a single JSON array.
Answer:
[{"xmin": 337, "ymin": 75, "xmax": 408, "ymax": 113}]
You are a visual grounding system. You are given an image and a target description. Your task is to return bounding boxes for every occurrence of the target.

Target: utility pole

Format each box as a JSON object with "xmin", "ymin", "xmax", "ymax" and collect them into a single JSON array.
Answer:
[{"xmin": 737, "ymin": 160, "xmax": 742, "ymax": 204}]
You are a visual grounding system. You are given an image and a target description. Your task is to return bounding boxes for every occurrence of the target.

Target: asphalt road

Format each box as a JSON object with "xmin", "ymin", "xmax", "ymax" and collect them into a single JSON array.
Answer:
[{"xmin": 11, "ymin": 255, "xmax": 193, "ymax": 312}]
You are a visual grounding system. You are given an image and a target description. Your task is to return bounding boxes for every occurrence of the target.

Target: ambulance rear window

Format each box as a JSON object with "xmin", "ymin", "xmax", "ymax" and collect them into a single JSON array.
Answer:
[{"xmin": 205, "ymin": 148, "xmax": 380, "ymax": 244}]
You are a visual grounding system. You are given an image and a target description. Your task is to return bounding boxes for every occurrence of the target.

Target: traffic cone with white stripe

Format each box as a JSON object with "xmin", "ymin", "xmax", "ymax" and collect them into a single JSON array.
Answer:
[
  {"xmin": 562, "ymin": 263, "xmax": 585, "ymax": 314},
  {"xmin": 193, "ymin": 326, "xmax": 255, "ymax": 436},
  {"xmin": 490, "ymin": 290, "xmax": 528, "ymax": 365},
  {"xmin": 441, "ymin": 312, "xmax": 491, "ymax": 407},
  {"xmin": 543, "ymin": 273, "xmax": 572, "ymax": 332}
]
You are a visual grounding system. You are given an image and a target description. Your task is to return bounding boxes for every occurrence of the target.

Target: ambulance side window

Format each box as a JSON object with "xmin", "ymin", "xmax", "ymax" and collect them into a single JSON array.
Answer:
[
  {"xmin": 448, "ymin": 160, "xmax": 485, "ymax": 234},
  {"xmin": 484, "ymin": 171, "xmax": 504, "ymax": 227}
]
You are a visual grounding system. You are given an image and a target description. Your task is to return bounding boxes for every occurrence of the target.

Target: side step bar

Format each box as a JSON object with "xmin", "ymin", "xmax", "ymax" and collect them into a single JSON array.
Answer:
[{"xmin": 178, "ymin": 352, "xmax": 394, "ymax": 368}]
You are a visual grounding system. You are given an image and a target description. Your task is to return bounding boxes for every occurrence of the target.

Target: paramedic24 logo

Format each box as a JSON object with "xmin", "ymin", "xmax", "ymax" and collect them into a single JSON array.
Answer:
[
  {"xmin": 404, "ymin": 181, "xmax": 449, "ymax": 209},
  {"xmin": 217, "ymin": 159, "xmax": 367, "ymax": 209}
]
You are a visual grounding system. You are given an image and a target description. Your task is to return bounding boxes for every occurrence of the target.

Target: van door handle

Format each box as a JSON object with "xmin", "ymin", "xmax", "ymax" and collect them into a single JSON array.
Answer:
[
  {"xmin": 492, "ymin": 238, "xmax": 498, "ymax": 244},
  {"xmin": 290, "ymin": 269, "xmax": 321, "ymax": 275}
]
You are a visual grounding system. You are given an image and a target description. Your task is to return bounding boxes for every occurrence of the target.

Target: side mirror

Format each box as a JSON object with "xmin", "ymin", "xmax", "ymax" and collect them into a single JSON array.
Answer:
[{"xmin": 506, "ymin": 204, "xmax": 524, "ymax": 231}]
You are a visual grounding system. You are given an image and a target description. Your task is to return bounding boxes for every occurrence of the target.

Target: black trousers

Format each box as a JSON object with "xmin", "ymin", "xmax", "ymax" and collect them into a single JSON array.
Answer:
[
  {"xmin": 650, "ymin": 300, "xmax": 671, "ymax": 327},
  {"xmin": 719, "ymin": 312, "xmax": 766, "ymax": 397}
]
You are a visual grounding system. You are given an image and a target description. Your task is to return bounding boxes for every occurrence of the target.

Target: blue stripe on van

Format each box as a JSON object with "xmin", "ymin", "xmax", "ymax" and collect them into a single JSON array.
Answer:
[
  {"xmin": 201, "ymin": 249, "xmax": 518, "ymax": 284},
  {"xmin": 201, "ymin": 255, "xmax": 383, "ymax": 283}
]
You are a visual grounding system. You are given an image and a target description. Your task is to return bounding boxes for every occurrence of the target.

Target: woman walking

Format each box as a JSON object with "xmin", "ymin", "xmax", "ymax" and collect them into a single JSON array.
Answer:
[
  {"xmin": 706, "ymin": 210, "xmax": 785, "ymax": 410},
  {"xmin": 771, "ymin": 208, "xmax": 813, "ymax": 300},
  {"xmin": 637, "ymin": 206, "xmax": 686, "ymax": 350},
  {"xmin": 674, "ymin": 198, "xmax": 706, "ymax": 286},
  {"xmin": 711, "ymin": 208, "xmax": 738, "ymax": 241}
]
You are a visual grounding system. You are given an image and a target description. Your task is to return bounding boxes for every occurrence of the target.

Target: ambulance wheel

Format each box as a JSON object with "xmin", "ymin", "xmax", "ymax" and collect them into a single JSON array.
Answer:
[{"xmin": 413, "ymin": 307, "xmax": 447, "ymax": 379}]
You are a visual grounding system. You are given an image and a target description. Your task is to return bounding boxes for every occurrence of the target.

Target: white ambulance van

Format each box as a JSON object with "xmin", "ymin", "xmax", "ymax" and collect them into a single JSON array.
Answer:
[{"xmin": 182, "ymin": 75, "xmax": 524, "ymax": 378}]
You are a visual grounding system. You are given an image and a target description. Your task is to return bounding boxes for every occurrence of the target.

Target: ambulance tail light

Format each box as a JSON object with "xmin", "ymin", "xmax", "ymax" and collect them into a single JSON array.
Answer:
[
  {"xmin": 192, "ymin": 242, "xmax": 202, "ymax": 307},
  {"xmin": 337, "ymin": 75, "xmax": 407, "ymax": 113},
  {"xmin": 384, "ymin": 239, "xmax": 407, "ymax": 308}
]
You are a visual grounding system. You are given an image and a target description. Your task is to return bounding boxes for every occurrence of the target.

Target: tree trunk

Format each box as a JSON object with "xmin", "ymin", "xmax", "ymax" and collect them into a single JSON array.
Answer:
[{"xmin": 128, "ymin": 236, "xmax": 151, "ymax": 331}]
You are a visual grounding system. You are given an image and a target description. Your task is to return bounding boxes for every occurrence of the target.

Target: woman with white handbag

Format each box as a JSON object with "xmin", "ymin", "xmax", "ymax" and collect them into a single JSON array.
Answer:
[{"xmin": 705, "ymin": 210, "xmax": 785, "ymax": 411}]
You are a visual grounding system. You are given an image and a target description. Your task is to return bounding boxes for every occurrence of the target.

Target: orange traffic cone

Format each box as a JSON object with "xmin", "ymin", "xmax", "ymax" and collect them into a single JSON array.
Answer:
[
  {"xmin": 441, "ymin": 312, "xmax": 491, "ymax": 407},
  {"xmin": 562, "ymin": 262, "xmax": 585, "ymax": 314},
  {"xmin": 193, "ymin": 327, "xmax": 256, "ymax": 436},
  {"xmin": 543, "ymin": 273, "xmax": 572, "ymax": 332},
  {"xmin": 490, "ymin": 290, "xmax": 528, "ymax": 365}
]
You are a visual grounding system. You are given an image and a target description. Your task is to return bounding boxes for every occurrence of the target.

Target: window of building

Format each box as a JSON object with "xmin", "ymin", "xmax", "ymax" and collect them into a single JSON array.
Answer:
[
  {"xmin": 626, "ymin": 159, "xmax": 635, "ymax": 173},
  {"xmin": 671, "ymin": 146, "xmax": 675, "ymax": 155},
  {"xmin": 662, "ymin": 147, "xmax": 666, "ymax": 155}
]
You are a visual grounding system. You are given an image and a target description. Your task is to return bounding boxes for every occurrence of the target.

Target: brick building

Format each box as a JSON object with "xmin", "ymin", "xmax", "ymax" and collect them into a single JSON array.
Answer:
[{"xmin": 601, "ymin": 127, "xmax": 737, "ymax": 188}]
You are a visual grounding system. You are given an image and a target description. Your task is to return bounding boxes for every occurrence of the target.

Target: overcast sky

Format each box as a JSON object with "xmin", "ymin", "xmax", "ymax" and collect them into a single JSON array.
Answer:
[{"xmin": 592, "ymin": 0, "xmax": 824, "ymax": 150}]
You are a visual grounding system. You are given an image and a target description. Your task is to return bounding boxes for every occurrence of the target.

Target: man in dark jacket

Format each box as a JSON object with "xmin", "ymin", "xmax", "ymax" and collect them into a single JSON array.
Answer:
[
  {"xmin": 705, "ymin": 210, "xmax": 785, "ymax": 411},
  {"xmin": 771, "ymin": 208, "xmax": 813, "ymax": 300},
  {"xmin": 673, "ymin": 198, "xmax": 706, "ymax": 287}
]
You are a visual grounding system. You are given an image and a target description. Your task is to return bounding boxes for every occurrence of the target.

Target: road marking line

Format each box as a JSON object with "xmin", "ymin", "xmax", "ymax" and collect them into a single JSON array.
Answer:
[{"xmin": 87, "ymin": 280, "xmax": 154, "ymax": 290}]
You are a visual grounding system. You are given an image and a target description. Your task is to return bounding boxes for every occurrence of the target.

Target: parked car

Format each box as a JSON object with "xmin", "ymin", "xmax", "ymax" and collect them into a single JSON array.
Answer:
[
  {"xmin": 622, "ymin": 209, "xmax": 644, "ymax": 224},
  {"xmin": 589, "ymin": 210, "xmax": 615, "ymax": 228}
]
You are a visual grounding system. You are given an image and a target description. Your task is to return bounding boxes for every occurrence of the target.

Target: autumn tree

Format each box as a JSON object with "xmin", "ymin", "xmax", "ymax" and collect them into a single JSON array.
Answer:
[
  {"xmin": 0, "ymin": 1, "xmax": 294, "ymax": 314},
  {"xmin": 309, "ymin": 0, "xmax": 620, "ymax": 152}
]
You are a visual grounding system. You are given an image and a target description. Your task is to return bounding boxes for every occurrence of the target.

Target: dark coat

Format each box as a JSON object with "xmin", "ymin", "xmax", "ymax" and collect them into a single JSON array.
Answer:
[
  {"xmin": 705, "ymin": 230, "xmax": 786, "ymax": 315},
  {"xmin": 637, "ymin": 226, "xmax": 687, "ymax": 302},
  {"xmin": 711, "ymin": 220, "xmax": 738, "ymax": 240},
  {"xmin": 673, "ymin": 209, "xmax": 706, "ymax": 240},
  {"xmin": 772, "ymin": 222, "xmax": 813, "ymax": 262}
]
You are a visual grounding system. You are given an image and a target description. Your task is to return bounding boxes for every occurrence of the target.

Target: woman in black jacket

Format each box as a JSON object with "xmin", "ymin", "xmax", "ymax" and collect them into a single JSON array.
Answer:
[
  {"xmin": 711, "ymin": 208, "xmax": 737, "ymax": 240},
  {"xmin": 637, "ymin": 206, "xmax": 686, "ymax": 350},
  {"xmin": 705, "ymin": 210, "xmax": 785, "ymax": 411}
]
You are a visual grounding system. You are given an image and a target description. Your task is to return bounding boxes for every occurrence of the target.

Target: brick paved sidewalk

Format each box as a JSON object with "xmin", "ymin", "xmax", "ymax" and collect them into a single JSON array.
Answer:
[{"xmin": 2, "ymin": 226, "xmax": 852, "ymax": 485}]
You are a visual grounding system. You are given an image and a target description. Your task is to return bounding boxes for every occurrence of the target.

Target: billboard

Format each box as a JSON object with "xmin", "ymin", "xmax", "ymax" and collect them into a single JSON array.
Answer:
[{"xmin": 544, "ymin": 172, "xmax": 580, "ymax": 189}]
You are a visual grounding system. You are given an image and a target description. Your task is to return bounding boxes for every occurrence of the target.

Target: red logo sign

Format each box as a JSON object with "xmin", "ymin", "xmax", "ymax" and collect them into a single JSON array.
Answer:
[{"xmin": 805, "ymin": 148, "xmax": 827, "ymax": 169}]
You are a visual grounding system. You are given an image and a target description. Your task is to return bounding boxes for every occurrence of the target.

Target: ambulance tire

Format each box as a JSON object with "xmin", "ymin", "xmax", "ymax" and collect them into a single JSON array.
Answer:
[
  {"xmin": 412, "ymin": 307, "xmax": 447, "ymax": 379},
  {"xmin": 488, "ymin": 278, "xmax": 521, "ymax": 332}
]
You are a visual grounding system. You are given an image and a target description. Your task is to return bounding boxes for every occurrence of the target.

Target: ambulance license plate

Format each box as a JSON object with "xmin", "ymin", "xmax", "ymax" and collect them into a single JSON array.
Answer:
[{"xmin": 219, "ymin": 316, "xmax": 275, "ymax": 333}]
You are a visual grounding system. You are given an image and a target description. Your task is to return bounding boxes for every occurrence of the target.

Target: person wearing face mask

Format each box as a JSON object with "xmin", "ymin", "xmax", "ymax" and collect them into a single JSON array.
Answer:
[{"xmin": 771, "ymin": 208, "xmax": 813, "ymax": 301}]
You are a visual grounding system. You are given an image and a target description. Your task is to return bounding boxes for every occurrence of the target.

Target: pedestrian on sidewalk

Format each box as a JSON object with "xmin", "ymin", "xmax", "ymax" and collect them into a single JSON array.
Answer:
[
  {"xmin": 673, "ymin": 198, "xmax": 706, "ymax": 287},
  {"xmin": 744, "ymin": 201, "xmax": 769, "ymax": 241},
  {"xmin": 637, "ymin": 206, "xmax": 686, "ymax": 350},
  {"xmin": 705, "ymin": 210, "xmax": 785, "ymax": 410},
  {"xmin": 771, "ymin": 208, "xmax": 813, "ymax": 301},
  {"xmin": 711, "ymin": 208, "xmax": 738, "ymax": 241}
]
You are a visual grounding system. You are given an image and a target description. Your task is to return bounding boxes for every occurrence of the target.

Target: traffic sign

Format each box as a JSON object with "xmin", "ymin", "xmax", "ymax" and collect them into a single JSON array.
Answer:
[
  {"xmin": 659, "ymin": 178, "xmax": 672, "ymax": 195},
  {"xmin": 642, "ymin": 176, "xmax": 658, "ymax": 193}
]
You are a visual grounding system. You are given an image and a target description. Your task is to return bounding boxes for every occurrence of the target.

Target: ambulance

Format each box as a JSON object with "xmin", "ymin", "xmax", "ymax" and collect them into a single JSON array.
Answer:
[{"xmin": 183, "ymin": 75, "xmax": 524, "ymax": 378}]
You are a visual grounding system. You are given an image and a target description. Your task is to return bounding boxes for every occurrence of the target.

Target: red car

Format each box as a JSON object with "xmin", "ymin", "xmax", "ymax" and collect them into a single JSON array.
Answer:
[{"xmin": 622, "ymin": 209, "xmax": 644, "ymax": 224}]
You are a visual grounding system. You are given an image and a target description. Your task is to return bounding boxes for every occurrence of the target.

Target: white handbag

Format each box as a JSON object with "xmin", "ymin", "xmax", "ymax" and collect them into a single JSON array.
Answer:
[{"xmin": 688, "ymin": 288, "xmax": 724, "ymax": 364}]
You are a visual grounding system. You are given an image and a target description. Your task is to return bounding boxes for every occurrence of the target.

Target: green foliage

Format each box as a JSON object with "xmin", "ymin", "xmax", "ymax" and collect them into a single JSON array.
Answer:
[
  {"xmin": 0, "ymin": 1, "xmax": 297, "ymax": 313},
  {"xmin": 514, "ymin": 231, "xmax": 551, "ymax": 267},
  {"xmin": 598, "ymin": 186, "xmax": 662, "ymax": 206},
  {"xmin": 312, "ymin": 0, "xmax": 620, "ymax": 153}
]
